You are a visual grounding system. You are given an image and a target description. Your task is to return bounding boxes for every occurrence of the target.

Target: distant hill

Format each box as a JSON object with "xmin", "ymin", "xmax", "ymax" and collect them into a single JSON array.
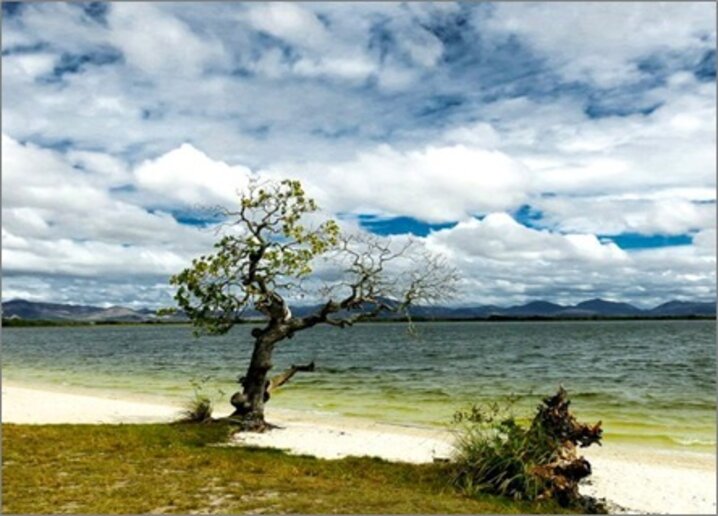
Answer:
[
  {"xmin": 1, "ymin": 299, "xmax": 185, "ymax": 323},
  {"xmin": 2, "ymin": 298, "xmax": 715, "ymax": 323},
  {"xmin": 503, "ymin": 301, "xmax": 566, "ymax": 317},
  {"xmin": 647, "ymin": 300, "xmax": 717, "ymax": 317},
  {"xmin": 1, "ymin": 300, "xmax": 106, "ymax": 320},
  {"xmin": 574, "ymin": 298, "xmax": 643, "ymax": 316}
]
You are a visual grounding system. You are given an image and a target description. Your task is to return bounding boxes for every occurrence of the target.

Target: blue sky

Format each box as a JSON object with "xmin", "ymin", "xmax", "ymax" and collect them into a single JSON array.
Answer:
[{"xmin": 2, "ymin": 2, "xmax": 716, "ymax": 308}]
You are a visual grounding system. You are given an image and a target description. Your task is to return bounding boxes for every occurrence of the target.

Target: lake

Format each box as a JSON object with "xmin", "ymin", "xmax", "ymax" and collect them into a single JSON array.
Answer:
[{"xmin": 3, "ymin": 320, "xmax": 715, "ymax": 451}]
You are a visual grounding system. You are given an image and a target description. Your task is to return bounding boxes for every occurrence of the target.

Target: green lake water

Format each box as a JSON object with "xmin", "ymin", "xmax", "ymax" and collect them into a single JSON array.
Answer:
[{"xmin": 2, "ymin": 320, "xmax": 715, "ymax": 452}]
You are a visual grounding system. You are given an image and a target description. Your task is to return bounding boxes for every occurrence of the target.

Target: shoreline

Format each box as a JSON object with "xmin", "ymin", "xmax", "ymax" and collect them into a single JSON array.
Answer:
[
  {"xmin": 5, "ymin": 375, "xmax": 714, "ymax": 452},
  {"xmin": 3, "ymin": 316, "xmax": 715, "ymax": 328},
  {"xmin": 2, "ymin": 381, "xmax": 716, "ymax": 514}
]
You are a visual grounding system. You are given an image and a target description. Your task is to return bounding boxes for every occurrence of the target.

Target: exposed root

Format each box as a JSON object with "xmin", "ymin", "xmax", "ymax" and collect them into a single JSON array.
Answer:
[
  {"xmin": 530, "ymin": 386, "xmax": 606, "ymax": 512},
  {"xmin": 222, "ymin": 415, "xmax": 278, "ymax": 433}
]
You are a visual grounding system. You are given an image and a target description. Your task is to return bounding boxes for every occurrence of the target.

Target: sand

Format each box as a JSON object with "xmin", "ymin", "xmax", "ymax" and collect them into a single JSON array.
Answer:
[
  {"xmin": 580, "ymin": 447, "xmax": 716, "ymax": 514},
  {"xmin": 2, "ymin": 382, "xmax": 716, "ymax": 514},
  {"xmin": 2, "ymin": 383, "xmax": 182, "ymax": 424}
]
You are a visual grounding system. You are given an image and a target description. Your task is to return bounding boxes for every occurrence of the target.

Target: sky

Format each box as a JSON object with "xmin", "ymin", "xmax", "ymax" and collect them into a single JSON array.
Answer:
[{"xmin": 1, "ymin": 1, "xmax": 716, "ymax": 309}]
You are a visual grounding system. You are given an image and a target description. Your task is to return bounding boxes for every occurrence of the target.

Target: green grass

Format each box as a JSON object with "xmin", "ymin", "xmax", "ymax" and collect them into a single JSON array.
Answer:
[{"xmin": 2, "ymin": 423, "xmax": 573, "ymax": 514}]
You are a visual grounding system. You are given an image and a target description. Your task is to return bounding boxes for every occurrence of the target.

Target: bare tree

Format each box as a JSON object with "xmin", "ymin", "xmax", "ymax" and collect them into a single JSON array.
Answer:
[{"xmin": 170, "ymin": 179, "xmax": 459, "ymax": 431}]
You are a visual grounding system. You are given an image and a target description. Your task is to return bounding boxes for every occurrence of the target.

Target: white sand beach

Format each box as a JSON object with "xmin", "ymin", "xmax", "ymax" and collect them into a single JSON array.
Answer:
[
  {"xmin": 2, "ymin": 382, "xmax": 716, "ymax": 514},
  {"xmin": 2, "ymin": 383, "xmax": 183, "ymax": 424}
]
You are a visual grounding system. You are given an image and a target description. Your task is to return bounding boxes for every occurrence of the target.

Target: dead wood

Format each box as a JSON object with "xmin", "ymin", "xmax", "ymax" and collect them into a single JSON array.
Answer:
[{"xmin": 530, "ymin": 386, "xmax": 605, "ymax": 511}]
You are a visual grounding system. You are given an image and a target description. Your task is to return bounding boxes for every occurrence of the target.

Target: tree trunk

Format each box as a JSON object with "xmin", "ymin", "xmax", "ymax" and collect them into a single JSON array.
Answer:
[{"xmin": 230, "ymin": 336, "xmax": 275, "ymax": 431}]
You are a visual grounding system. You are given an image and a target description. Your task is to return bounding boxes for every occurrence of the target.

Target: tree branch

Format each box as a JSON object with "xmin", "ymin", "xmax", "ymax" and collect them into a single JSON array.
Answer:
[
  {"xmin": 287, "ymin": 234, "xmax": 458, "ymax": 333},
  {"xmin": 267, "ymin": 361, "xmax": 316, "ymax": 393}
]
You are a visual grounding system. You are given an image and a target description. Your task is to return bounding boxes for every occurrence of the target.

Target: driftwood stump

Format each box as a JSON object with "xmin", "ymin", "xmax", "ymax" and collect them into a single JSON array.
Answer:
[{"xmin": 530, "ymin": 386, "xmax": 604, "ymax": 511}]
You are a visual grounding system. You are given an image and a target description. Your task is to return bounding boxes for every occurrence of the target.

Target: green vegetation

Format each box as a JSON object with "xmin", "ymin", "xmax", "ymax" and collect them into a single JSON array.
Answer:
[
  {"xmin": 2, "ymin": 318, "xmax": 92, "ymax": 327},
  {"xmin": 452, "ymin": 401, "xmax": 553, "ymax": 500},
  {"xmin": 170, "ymin": 179, "xmax": 343, "ymax": 336},
  {"xmin": 451, "ymin": 388, "xmax": 605, "ymax": 512},
  {"xmin": 178, "ymin": 395, "xmax": 213, "ymax": 424},
  {"xmin": 2, "ymin": 423, "xmax": 572, "ymax": 514},
  {"xmin": 177, "ymin": 377, "xmax": 219, "ymax": 423},
  {"xmin": 1, "ymin": 318, "xmax": 192, "ymax": 328}
]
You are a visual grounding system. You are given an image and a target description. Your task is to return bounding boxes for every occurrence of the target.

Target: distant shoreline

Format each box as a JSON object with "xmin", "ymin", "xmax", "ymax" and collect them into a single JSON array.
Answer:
[{"xmin": 3, "ymin": 314, "xmax": 716, "ymax": 327}]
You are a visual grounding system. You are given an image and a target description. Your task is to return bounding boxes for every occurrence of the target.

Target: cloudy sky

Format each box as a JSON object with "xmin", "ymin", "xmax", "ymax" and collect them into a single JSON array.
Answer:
[{"xmin": 2, "ymin": 1, "xmax": 716, "ymax": 308}]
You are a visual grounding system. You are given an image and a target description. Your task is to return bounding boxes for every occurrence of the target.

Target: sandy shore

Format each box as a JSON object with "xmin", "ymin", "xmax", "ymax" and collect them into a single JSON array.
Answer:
[
  {"xmin": 2, "ymin": 383, "xmax": 183, "ymax": 424},
  {"xmin": 2, "ymin": 383, "xmax": 716, "ymax": 514}
]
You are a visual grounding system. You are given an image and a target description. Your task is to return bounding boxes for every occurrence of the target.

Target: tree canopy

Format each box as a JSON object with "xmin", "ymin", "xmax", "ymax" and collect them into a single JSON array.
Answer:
[{"xmin": 171, "ymin": 178, "xmax": 458, "ymax": 335}]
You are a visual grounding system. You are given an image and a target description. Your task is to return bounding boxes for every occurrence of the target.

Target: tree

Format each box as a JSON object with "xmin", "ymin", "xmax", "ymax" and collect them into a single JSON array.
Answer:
[{"xmin": 170, "ymin": 179, "xmax": 459, "ymax": 431}]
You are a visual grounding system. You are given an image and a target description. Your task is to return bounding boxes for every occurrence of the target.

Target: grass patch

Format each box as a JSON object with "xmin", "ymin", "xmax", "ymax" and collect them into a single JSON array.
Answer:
[
  {"xmin": 2, "ymin": 423, "xmax": 573, "ymax": 514},
  {"xmin": 177, "ymin": 377, "xmax": 215, "ymax": 423},
  {"xmin": 178, "ymin": 395, "xmax": 213, "ymax": 423}
]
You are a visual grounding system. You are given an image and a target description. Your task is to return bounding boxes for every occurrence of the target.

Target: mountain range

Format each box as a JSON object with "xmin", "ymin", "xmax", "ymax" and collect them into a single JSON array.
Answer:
[{"xmin": 2, "ymin": 298, "xmax": 715, "ymax": 323}]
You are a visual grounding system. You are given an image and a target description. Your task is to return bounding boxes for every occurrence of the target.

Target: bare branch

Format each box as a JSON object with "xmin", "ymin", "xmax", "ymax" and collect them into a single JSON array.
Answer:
[
  {"xmin": 267, "ymin": 362, "xmax": 316, "ymax": 393},
  {"xmin": 287, "ymin": 232, "xmax": 459, "ymax": 332}
]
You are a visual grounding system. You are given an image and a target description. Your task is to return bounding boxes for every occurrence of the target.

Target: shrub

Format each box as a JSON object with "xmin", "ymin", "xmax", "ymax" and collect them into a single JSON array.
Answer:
[
  {"xmin": 450, "ymin": 387, "xmax": 605, "ymax": 512},
  {"xmin": 176, "ymin": 376, "xmax": 220, "ymax": 423},
  {"xmin": 179, "ymin": 395, "xmax": 213, "ymax": 423}
]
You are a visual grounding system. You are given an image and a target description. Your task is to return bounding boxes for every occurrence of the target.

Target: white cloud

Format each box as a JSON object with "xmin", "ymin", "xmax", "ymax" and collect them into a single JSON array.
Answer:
[
  {"xmin": 485, "ymin": 2, "xmax": 716, "ymax": 87},
  {"xmin": 242, "ymin": 1, "xmax": 445, "ymax": 85},
  {"xmin": 3, "ymin": 2, "xmax": 108, "ymax": 54},
  {"xmin": 693, "ymin": 228, "xmax": 717, "ymax": 256},
  {"xmin": 130, "ymin": 139, "xmax": 529, "ymax": 223},
  {"xmin": 427, "ymin": 214, "xmax": 628, "ymax": 264},
  {"xmin": 483, "ymin": 78, "xmax": 715, "ymax": 193},
  {"xmin": 65, "ymin": 150, "xmax": 130, "ymax": 187},
  {"xmin": 0, "ymin": 275, "xmax": 177, "ymax": 308},
  {"xmin": 293, "ymin": 54, "xmax": 377, "ymax": 82},
  {"xmin": 2, "ymin": 53, "xmax": 57, "ymax": 78},
  {"xmin": 374, "ymin": 59, "xmax": 418, "ymax": 91},
  {"xmin": 1, "ymin": 2, "xmax": 715, "ymax": 307},
  {"xmin": 134, "ymin": 143, "xmax": 252, "ymax": 207},
  {"xmin": 398, "ymin": 27, "xmax": 443, "ymax": 68},
  {"xmin": 1, "ymin": 134, "xmax": 217, "ymax": 276},
  {"xmin": 245, "ymin": 3, "xmax": 330, "ymax": 51},
  {"xmin": 442, "ymin": 122, "xmax": 501, "ymax": 148},
  {"xmin": 107, "ymin": 3, "xmax": 228, "ymax": 77},
  {"xmin": 244, "ymin": 2, "xmax": 380, "ymax": 83},
  {"xmin": 423, "ymin": 214, "xmax": 713, "ymax": 307},
  {"xmin": 467, "ymin": 74, "xmax": 716, "ymax": 237},
  {"xmin": 274, "ymin": 143, "xmax": 530, "ymax": 223},
  {"xmin": 2, "ymin": 230, "xmax": 188, "ymax": 277},
  {"xmin": 536, "ymin": 197, "xmax": 716, "ymax": 236}
]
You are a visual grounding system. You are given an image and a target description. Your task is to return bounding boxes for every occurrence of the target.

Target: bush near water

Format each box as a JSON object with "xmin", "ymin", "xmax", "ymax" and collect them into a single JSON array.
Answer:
[{"xmin": 451, "ymin": 387, "xmax": 606, "ymax": 513}]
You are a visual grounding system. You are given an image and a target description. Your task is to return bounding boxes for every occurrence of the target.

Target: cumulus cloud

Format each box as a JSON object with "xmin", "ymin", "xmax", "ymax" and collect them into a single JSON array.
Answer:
[
  {"xmin": 245, "ymin": 3, "xmax": 330, "ymax": 52},
  {"xmin": 423, "ymin": 214, "xmax": 713, "ymax": 308},
  {"xmin": 483, "ymin": 2, "xmax": 716, "ymax": 88},
  {"xmin": 480, "ymin": 76, "xmax": 715, "ymax": 195},
  {"xmin": 134, "ymin": 143, "xmax": 252, "ymax": 207},
  {"xmin": 107, "ymin": 3, "xmax": 228, "ymax": 77},
  {"xmin": 2, "ymin": 52, "xmax": 57, "ymax": 78},
  {"xmin": 535, "ymin": 197, "xmax": 716, "ymax": 236},
  {"xmin": 270, "ymin": 143, "xmax": 530, "ymax": 223},
  {"xmin": 2, "ymin": 134, "xmax": 217, "ymax": 282},
  {"xmin": 2, "ymin": 230, "xmax": 188, "ymax": 278},
  {"xmin": 427, "ymin": 214, "xmax": 628, "ymax": 263},
  {"xmin": 132, "ymin": 137, "xmax": 529, "ymax": 223},
  {"xmin": 1, "ymin": 2, "xmax": 715, "ymax": 307}
]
